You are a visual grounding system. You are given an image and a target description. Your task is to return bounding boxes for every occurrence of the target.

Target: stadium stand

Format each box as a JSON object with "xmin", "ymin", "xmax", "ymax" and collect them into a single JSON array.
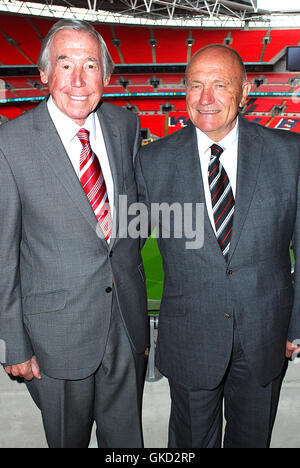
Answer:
[
  {"xmin": 0, "ymin": 32, "xmax": 31, "ymax": 65},
  {"xmin": 0, "ymin": 102, "xmax": 35, "ymax": 119},
  {"xmin": 262, "ymin": 72, "xmax": 299, "ymax": 83},
  {"xmin": 152, "ymin": 28, "xmax": 189, "ymax": 63},
  {"xmin": 0, "ymin": 15, "xmax": 41, "ymax": 64},
  {"xmin": 0, "ymin": 12, "xmax": 300, "ymax": 140},
  {"xmin": 229, "ymin": 29, "xmax": 266, "ymax": 62},
  {"xmin": 263, "ymin": 29, "xmax": 300, "ymax": 62},
  {"xmin": 192, "ymin": 29, "xmax": 228, "ymax": 56},
  {"xmin": 269, "ymin": 116, "xmax": 300, "ymax": 131},
  {"xmin": 257, "ymin": 84, "xmax": 292, "ymax": 93},
  {"xmin": 113, "ymin": 25, "xmax": 153, "ymax": 64}
]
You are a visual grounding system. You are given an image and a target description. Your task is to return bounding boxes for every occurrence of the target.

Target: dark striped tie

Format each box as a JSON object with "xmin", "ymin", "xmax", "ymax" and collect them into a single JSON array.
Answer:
[{"xmin": 208, "ymin": 144, "xmax": 234, "ymax": 260}]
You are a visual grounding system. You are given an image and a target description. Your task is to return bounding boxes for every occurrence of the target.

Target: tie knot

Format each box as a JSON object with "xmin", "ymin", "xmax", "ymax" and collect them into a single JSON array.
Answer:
[
  {"xmin": 77, "ymin": 128, "xmax": 90, "ymax": 146},
  {"xmin": 210, "ymin": 144, "xmax": 224, "ymax": 159}
]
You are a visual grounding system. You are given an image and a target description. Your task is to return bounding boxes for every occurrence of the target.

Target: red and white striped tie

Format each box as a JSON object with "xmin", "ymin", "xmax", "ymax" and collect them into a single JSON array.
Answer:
[{"xmin": 77, "ymin": 128, "xmax": 112, "ymax": 244}]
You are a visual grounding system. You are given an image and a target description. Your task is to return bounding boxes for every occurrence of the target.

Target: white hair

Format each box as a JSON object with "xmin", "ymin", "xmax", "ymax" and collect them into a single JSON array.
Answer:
[{"xmin": 37, "ymin": 19, "xmax": 114, "ymax": 80}]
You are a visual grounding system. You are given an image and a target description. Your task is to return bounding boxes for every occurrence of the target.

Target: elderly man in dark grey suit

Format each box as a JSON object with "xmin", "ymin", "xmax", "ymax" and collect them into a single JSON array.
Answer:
[
  {"xmin": 135, "ymin": 44, "xmax": 300, "ymax": 448},
  {"xmin": 0, "ymin": 19, "xmax": 148, "ymax": 448}
]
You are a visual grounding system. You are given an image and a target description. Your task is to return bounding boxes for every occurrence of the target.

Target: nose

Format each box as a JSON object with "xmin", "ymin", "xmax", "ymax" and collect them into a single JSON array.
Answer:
[
  {"xmin": 71, "ymin": 66, "xmax": 85, "ymax": 88},
  {"xmin": 199, "ymin": 85, "xmax": 214, "ymax": 106}
]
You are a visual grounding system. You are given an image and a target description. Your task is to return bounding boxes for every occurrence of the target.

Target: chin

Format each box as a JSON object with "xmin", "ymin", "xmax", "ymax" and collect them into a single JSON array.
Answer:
[{"xmin": 196, "ymin": 123, "xmax": 220, "ymax": 133}]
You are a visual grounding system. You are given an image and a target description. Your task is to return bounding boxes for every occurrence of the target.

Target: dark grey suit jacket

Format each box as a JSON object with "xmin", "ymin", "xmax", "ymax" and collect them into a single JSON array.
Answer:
[
  {"xmin": 0, "ymin": 99, "xmax": 148, "ymax": 380},
  {"xmin": 136, "ymin": 116, "xmax": 300, "ymax": 389}
]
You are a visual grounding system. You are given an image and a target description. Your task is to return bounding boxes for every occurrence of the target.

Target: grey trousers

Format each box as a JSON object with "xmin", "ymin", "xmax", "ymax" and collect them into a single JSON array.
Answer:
[
  {"xmin": 168, "ymin": 322, "xmax": 284, "ymax": 448},
  {"xmin": 26, "ymin": 296, "xmax": 147, "ymax": 448}
]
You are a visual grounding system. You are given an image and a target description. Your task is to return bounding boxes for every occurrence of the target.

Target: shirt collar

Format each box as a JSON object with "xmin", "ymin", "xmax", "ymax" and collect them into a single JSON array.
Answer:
[
  {"xmin": 196, "ymin": 119, "xmax": 239, "ymax": 154},
  {"xmin": 47, "ymin": 95, "xmax": 96, "ymax": 144}
]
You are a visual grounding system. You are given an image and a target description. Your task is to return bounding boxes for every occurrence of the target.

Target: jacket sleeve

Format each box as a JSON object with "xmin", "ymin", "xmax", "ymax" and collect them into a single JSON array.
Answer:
[
  {"xmin": 0, "ymin": 149, "xmax": 33, "ymax": 365},
  {"xmin": 288, "ymin": 159, "xmax": 300, "ymax": 344},
  {"xmin": 134, "ymin": 148, "xmax": 153, "ymax": 249}
]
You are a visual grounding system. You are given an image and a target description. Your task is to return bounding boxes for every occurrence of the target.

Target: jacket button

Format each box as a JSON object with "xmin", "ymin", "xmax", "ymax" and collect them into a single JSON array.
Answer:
[
  {"xmin": 105, "ymin": 286, "xmax": 112, "ymax": 293},
  {"xmin": 224, "ymin": 313, "xmax": 231, "ymax": 319},
  {"xmin": 226, "ymin": 268, "xmax": 233, "ymax": 276},
  {"xmin": 109, "ymin": 251, "xmax": 113, "ymax": 257}
]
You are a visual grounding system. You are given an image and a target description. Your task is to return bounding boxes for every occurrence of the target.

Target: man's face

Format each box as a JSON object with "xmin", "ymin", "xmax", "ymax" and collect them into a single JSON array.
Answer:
[
  {"xmin": 186, "ymin": 48, "xmax": 251, "ymax": 141},
  {"xmin": 40, "ymin": 29, "xmax": 109, "ymax": 126}
]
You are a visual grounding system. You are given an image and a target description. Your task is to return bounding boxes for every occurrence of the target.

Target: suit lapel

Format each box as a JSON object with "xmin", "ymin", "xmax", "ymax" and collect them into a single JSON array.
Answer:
[
  {"xmin": 32, "ymin": 100, "xmax": 109, "ymax": 249},
  {"xmin": 96, "ymin": 103, "xmax": 123, "ymax": 249},
  {"xmin": 178, "ymin": 123, "xmax": 226, "ymax": 265},
  {"xmin": 227, "ymin": 116, "xmax": 263, "ymax": 262},
  {"xmin": 183, "ymin": 117, "xmax": 263, "ymax": 265}
]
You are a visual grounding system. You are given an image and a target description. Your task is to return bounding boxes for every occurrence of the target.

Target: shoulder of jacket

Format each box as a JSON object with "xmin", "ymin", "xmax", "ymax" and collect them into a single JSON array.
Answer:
[
  {"xmin": 140, "ymin": 123, "xmax": 192, "ymax": 152},
  {"xmin": 241, "ymin": 116, "xmax": 300, "ymax": 143},
  {"xmin": 0, "ymin": 108, "xmax": 36, "ymax": 142},
  {"xmin": 99, "ymin": 102, "xmax": 138, "ymax": 121}
]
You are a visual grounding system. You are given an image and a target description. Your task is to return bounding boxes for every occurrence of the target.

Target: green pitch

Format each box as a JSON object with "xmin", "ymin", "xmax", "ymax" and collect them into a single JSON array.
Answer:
[
  {"xmin": 141, "ymin": 233, "xmax": 164, "ymax": 313},
  {"xmin": 290, "ymin": 243, "xmax": 295, "ymax": 265}
]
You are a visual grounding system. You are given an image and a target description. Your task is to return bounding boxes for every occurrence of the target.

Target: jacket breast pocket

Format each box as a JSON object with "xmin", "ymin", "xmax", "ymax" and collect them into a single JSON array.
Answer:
[{"xmin": 22, "ymin": 289, "xmax": 66, "ymax": 316}]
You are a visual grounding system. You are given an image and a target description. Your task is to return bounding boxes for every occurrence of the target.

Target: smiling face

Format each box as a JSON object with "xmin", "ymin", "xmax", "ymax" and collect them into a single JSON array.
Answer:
[
  {"xmin": 186, "ymin": 46, "xmax": 251, "ymax": 141},
  {"xmin": 40, "ymin": 29, "xmax": 109, "ymax": 126}
]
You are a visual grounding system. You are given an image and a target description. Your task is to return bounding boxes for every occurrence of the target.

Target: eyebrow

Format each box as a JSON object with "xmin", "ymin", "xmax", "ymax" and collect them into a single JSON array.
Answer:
[
  {"xmin": 189, "ymin": 78, "xmax": 230, "ymax": 84},
  {"xmin": 56, "ymin": 55, "xmax": 99, "ymax": 62}
]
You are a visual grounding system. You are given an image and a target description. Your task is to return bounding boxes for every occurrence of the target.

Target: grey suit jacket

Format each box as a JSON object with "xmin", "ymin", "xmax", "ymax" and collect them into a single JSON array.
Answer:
[
  {"xmin": 136, "ymin": 116, "xmax": 300, "ymax": 389},
  {"xmin": 0, "ymin": 99, "xmax": 148, "ymax": 380}
]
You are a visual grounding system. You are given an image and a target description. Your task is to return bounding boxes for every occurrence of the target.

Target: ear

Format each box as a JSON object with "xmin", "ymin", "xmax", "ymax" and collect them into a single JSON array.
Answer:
[
  {"xmin": 239, "ymin": 82, "xmax": 251, "ymax": 107},
  {"xmin": 40, "ymin": 70, "xmax": 48, "ymax": 85},
  {"xmin": 104, "ymin": 75, "xmax": 111, "ymax": 87}
]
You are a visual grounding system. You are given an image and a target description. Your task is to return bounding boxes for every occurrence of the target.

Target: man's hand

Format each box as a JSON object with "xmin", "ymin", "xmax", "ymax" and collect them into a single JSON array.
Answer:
[
  {"xmin": 4, "ymin": 355, "xmax": 41, "ymax": 381},
  {"xmin": 286, "ymin": 340, "xmax": 300, "ymax": 360}
]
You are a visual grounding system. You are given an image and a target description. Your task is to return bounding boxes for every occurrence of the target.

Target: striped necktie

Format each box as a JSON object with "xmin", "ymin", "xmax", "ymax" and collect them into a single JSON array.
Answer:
[
  {"xmin": 208, "ymin": 144, "xmax": 234, "ymax": 260},
  {"xmin": 77, "ymin": 128, "xmax": 112, "ymax": 244}
]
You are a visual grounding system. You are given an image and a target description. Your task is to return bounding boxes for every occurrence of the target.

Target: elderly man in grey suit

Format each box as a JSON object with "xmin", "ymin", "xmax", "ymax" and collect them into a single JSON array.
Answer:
[
  {"xmin": 135, "ymin": 44, "xmax": 300, "ymax": 448},
  {"xmin": 0, "ymin": 19, "xmax": 148, "ymax": 448}
]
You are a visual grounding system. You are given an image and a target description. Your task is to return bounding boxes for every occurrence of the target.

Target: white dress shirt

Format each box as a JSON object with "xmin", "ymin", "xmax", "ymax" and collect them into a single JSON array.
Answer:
[
  {"xmin": 47, "ymin": 96, "xmax": 114, "ymax": 219},
  {"xmin": 195, "ymin": 121, "xmax": 239, "ymax": 234}
]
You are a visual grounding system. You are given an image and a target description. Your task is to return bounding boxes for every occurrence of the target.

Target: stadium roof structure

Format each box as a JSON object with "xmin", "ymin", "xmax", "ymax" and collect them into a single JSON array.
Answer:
[{"xmin": 0, "ymin": 0, "xmax": 300, "ymax": 27}]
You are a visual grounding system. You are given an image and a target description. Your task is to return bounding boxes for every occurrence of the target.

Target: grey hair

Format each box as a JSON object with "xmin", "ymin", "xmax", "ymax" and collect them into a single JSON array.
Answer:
[{"xmin": 37, "ymin": 19, "xmax": 114, "ymax": 80}]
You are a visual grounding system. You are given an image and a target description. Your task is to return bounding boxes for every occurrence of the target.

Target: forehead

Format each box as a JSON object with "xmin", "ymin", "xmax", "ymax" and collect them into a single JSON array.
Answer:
[
  {"xmin": 187, "ymin": 49, "xmax": 243, "ymax": 83},
  {"xmin": 50, "ymin": 29, "xmax": 101, "ymax": 58}
]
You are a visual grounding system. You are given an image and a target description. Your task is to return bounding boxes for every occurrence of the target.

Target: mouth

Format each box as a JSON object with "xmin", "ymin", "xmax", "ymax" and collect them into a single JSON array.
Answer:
[
  {"xmin": 198, "ymin": 110, "xmax": 220, "ymax": 114},
  {"xmin": 69, "ymin": 95, "xmax": 89, "ymax": 101}
]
